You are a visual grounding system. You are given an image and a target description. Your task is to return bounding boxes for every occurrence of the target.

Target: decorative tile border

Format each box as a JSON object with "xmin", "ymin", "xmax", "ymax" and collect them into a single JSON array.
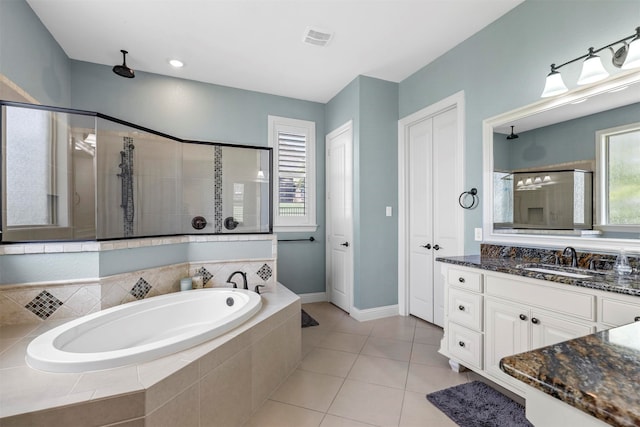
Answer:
[{"xmin": 24, "ymin": 291, "xmax": 63, "ymax": 319}]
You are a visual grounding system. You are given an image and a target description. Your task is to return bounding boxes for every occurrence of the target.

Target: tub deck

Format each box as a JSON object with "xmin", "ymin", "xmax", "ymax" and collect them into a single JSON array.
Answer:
[{"xmin": 0, "ymin": 283, "xmax": 301, "ymax": 427}]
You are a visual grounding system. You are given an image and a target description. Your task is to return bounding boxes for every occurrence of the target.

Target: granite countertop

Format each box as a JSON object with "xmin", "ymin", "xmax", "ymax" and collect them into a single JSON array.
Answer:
[
  {"xmin": 436, "ymin": 255, "xmax": 640, "ymax": 297},
  {"xmin": 500, "ymin": 321, "xmax": 640, "ymax": 427}
]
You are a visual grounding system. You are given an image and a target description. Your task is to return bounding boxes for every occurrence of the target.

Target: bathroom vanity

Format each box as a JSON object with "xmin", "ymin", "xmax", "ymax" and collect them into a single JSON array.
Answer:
[{"xmin": 437, "ymin": 245, "xmax": 640, "ymax": 426}]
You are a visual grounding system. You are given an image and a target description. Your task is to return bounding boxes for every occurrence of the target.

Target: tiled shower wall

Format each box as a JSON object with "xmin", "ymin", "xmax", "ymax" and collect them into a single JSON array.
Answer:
[{"xmin": 0, "ymin": 237, "xmax": 277, "ymax": 326}]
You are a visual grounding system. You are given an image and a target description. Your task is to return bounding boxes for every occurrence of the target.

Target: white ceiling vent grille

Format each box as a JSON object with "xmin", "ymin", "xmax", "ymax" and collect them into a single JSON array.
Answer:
[{"xmin": 302, "ymin": 27, "xmax": 333, "ymax": 47}]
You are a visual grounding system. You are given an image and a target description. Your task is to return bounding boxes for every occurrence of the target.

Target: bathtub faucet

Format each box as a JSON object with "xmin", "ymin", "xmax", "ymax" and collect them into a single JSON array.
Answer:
[{"xmin": 226, "ymin": 271, "xmax": 248, "ymax": 290}]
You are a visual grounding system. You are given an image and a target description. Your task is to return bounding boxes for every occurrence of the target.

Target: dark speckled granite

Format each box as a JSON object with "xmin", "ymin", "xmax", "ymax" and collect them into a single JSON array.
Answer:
[
  {"xmin": 500, "ymin": 322, "xmax": 640, "ymax": 427},
  {"xmin": 436, "ymin": 244, "xmax": 640, "ymax": 297}
]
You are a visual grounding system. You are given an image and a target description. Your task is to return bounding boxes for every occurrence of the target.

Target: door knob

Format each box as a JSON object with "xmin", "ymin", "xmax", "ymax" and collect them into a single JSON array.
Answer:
[
  {"xmin": 433, "ymin": 244, "xmax": 441, "ymax": 250},
  {"xmin": 340, "ymin": 242, "xmax": 349, "ymax": 247},
  {"xmin": 420, "ymin": 244, "xmax": 432, "ymax": 249}
]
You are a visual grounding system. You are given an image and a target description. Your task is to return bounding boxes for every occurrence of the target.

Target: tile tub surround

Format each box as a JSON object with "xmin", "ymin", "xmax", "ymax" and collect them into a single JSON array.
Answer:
[
  {"xmin": 0, "ymin": 259, "xmax": 277, "ymax": 326},
  {"xmin": 0, "ymin": 283, "xmax": 300, "ymax": 426},
  {"xmin": 500, "ymin": 321, "xmax": 640, "ymax": 427},
  {"xmin": 436, "ymin": 244, "xmax": 640, "ymax": 297}
]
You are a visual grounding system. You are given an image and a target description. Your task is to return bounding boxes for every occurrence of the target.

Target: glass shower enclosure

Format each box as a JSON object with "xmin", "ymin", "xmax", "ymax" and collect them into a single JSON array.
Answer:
[{"xmin": 1, "ymin": 101, "xmax": 272, "ymax": 242}]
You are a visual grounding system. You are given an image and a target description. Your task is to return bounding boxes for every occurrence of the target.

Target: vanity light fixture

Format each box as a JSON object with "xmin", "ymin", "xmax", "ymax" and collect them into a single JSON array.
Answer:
[
  {"xmin": 541, "ymin": 27, "xmax": 640, "ymax": 98},
  {"xmin": 169, "ymin": 59, "xmax": 184, "ymax": 68}
]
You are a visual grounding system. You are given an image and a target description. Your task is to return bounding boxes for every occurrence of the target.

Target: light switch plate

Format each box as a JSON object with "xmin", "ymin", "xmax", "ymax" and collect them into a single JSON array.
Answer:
[
  {"xmin": 474, "ymin": 227, "xmax": 483, "ymax": 241},
  {"xmin": 386, "ymin": 206, "xmax": 392, "ymax": 217}
]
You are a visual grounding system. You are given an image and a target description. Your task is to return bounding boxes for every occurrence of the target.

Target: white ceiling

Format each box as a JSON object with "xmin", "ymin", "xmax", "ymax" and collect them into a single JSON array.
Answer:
[{"xmin": 26, "ymin": 0, "xmax": 524, "ymax": 103}]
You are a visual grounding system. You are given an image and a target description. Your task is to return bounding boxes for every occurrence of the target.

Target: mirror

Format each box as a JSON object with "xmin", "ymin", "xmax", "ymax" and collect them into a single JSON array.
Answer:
[
  {"xmin": 483, "ymin": 71, "xmax": 640, "ymax": 251},
  {"xmin": 1, "ymin": 102, "xmax": 272, "ymax": 242}
]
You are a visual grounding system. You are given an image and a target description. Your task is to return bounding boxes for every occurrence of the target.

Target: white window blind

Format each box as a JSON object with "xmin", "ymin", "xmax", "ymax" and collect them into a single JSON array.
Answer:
[
  {"xmin": 268, "ymin": 116, "xmax": 317, "ymax": 231},
  {"xmin": 277, "ymin": 131, "xmax": 307, "ymax": 217}
]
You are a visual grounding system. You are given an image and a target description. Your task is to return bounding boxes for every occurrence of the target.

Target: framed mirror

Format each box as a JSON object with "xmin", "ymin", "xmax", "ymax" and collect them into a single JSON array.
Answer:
[{"xmin": 482, "ymin": 71, "xmax": 640, "ymax": 251}]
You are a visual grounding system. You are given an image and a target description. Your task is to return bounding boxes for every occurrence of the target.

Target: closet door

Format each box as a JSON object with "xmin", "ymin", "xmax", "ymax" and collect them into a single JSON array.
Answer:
[
  {"xmin": 407, "ymin": 107, "xmax": 461, "ymax": 327},
  {"xmin": 408, "ymin": 117, "xmax": 434, "ymax": 322},
  {"xmin": 432, "ymin": 107, "xmax": 461, "ymax": 326}
]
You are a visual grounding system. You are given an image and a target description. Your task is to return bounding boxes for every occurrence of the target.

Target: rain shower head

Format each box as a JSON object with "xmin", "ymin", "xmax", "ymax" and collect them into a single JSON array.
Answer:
[{"xmin": 113, "ymin": 50, "xmax": 135, "ymax": 78}]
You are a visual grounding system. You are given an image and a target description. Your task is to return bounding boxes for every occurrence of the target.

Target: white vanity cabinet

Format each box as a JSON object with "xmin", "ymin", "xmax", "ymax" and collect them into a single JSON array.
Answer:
[
  {"xmin": 444, "ymin": 267, "xmax": 484, "ymax": 371},
  {"xmin": 438, "ymin": 262, "xmax": 640, "ymax": 396},
  {"xmin": 599, "ymin": 294, "xmax": 640, "ymax": 328},
  {"xmin": 484, "ymin": 298, "xmax": 595, "ymax": 384}
]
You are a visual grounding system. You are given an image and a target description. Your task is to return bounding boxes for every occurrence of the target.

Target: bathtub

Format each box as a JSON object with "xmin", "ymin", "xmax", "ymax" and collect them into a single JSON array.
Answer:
[{"xmin": 26, "ymin": 288, "xmax": 262, "ymax": 373}]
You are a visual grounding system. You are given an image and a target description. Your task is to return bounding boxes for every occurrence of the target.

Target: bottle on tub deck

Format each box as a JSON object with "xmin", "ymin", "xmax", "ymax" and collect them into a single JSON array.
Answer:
[
  {"xmin": 192, "ymin": 275, "xmax": 204, "ymax": 289},
  {"xmin": 613, "ymin": 250, "xmax": 633, "ymax": 275},
  {"xmin": 180, "ymin": 277, "xmax": 193, "ymax": 291}
]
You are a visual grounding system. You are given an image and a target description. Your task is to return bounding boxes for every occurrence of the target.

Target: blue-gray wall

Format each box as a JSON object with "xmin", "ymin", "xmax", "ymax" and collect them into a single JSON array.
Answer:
[
  {"xmin": 0, "ymin": 0, "xmax": 71, "ymax": 107},
  {"xmin": 70, "ymin": 62, "xmax": 327, "ymax": 295},
  {"xmin": 0, "ymin": 0, "xmax": 326, "ymax": 295},
  {"xmin": 398, "ymin": 0, "xmax": 640, "ymax": 254},
  {"xmin": 325, "ymin": 76, "xmax": 399, "ymax": 310}
]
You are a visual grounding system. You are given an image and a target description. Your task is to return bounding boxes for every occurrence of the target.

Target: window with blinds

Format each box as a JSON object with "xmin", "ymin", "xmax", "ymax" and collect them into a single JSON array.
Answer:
[
  {"xmin": 277, "ymin": 131, "xmax": 307, "ymax": 217},
  {"xmin": 268, "ymin": 115, "xmax": 317, "ymax": 231}
]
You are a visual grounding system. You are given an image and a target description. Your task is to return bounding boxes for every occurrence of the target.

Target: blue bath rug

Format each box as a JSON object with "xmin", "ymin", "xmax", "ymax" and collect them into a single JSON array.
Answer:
[
  {"xmin": 427, "ymin": 381, "xmax": 533, "ymax": 427},
  {"xmin": 301, "ymin": 309, "xmax": 319, "ymax": 327}
]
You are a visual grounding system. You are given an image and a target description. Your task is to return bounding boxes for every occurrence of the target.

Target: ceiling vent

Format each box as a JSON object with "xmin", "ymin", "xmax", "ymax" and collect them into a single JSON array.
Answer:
[{"xmin": 302, "ymin": 27, "xmax": 333, "ymax": 47}]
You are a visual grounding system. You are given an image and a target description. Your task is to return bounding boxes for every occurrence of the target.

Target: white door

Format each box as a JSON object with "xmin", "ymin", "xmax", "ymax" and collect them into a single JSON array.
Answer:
[
  {"xmin": 405, "ymin": 105, "xmax": 462, "ymax": 326},
  {"xmin": 431, "ymin": 107, "xmax": 461, "ymax": 325},
  {"xmin": 326, "ymin": 121, "xmax": 353, "ymax": 313},
  {"xmin": 408, "ymin": 117, "xmax": 435, "ymax": 322}
]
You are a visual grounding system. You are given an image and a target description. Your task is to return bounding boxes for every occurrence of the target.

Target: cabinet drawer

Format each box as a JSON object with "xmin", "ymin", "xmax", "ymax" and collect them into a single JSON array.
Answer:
[
  {"xmin": 485, "ymin": 275, "xmax": 595, "ymax": 321},
  {"xmin": 448, "ymin": 322, "xmax": 483, "ymax": 369},
  {"xmin": 449, "ymin": 288, "xmax": 483, "ymax": 331},
  {"xmin": 600, "ymin": 298, "xmax": 640, "ymax": 326},
  {"xmin": 448, "ymin": 268, "xmax": 483, "ymax": 292}
]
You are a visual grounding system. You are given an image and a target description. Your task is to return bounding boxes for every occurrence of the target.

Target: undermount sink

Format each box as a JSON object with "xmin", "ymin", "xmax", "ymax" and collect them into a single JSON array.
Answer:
[{"xmin": 522, "ymin": 267, "xmax": 592, "ymax": 279}]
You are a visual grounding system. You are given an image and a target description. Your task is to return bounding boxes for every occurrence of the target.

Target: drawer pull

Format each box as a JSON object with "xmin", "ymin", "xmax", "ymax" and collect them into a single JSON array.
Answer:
[
  {"xmin": 458, "ymin": 341, "xmax": 465, "ymax": 347},
  {"xmin": 635, "ymin": 316, "xmax": 640, "ymax": 322},
  {"xmin": 458, "ymin": 305, "xmax": 465, "ymax": 311},
  {"xmin": 519, "ymin": 314, "xmax": 527, "ymax": 321},
  {"xmin": 458, "ymin": 277, "xmax": 465, "ymax": 283},
  {"xmin": 531, "ymin": 317, "xmax": 540, "ymax": 325}
]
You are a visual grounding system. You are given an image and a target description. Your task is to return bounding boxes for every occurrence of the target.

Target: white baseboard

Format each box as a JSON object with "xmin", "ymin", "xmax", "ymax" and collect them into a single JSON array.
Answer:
[
  {"xmin": 298, "ymin": 292, "xmax": 327, "ymax": 304},
  {"xmin": 350, "ymin": 304, "xmax": 399, "ymax": 322}
]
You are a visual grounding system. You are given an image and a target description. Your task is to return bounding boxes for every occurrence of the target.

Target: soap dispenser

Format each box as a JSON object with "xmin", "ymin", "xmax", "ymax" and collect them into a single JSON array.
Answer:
[{"xmin": 613, "ymin": 250, "xmax": 632, "ymax": 275}]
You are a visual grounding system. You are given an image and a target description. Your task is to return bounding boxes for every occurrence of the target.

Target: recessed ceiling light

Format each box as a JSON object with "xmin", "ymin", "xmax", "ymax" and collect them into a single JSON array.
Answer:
[{"xmin": 169, "ymin": 59, "xmax": 184, "ymax": 68}]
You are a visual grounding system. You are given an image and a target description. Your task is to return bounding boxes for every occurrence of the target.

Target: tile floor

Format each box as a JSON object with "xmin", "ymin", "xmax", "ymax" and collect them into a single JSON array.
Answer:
[{"xmin": 244, "ymin": 302, "xmax": 472, "ymax": 427}]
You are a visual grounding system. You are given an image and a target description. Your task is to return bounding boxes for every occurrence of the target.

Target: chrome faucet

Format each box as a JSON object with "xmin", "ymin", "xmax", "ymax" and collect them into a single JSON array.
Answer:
[
  {"xmin": 226, "ymin": 271, "xmax": 248, "ymax": 290},
  {"xmin": 562, "ymin": 246, "xmax": 578, "ymax": 267}
]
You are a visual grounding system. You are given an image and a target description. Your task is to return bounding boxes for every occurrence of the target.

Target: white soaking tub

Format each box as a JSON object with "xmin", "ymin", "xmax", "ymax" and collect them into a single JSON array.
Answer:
[{"xmin": 26, "ymin": 288, "xmax": 262, "ymax": 373}]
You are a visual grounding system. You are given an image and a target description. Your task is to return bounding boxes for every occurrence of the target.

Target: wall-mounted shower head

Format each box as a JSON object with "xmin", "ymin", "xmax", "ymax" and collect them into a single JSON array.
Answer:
[{"xmin": 113, "ymin": 50, "xmax": 135, "ymax": 78}]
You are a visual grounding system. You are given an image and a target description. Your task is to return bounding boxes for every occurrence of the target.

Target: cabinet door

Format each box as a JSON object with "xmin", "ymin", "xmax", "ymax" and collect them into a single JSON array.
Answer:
[
  {"xmin": 530, "ymin": 310, "xmax": 595, "ymax": 350},
  {"xmin": 485, "ymin": 298, "xmax": 529, "ymax": 377}
]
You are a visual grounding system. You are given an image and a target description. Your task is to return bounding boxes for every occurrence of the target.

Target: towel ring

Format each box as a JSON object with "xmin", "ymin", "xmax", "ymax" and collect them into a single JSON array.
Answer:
[{"xmin": 458, "ymin": 188, "xmax": 479, "ymax": 210}]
